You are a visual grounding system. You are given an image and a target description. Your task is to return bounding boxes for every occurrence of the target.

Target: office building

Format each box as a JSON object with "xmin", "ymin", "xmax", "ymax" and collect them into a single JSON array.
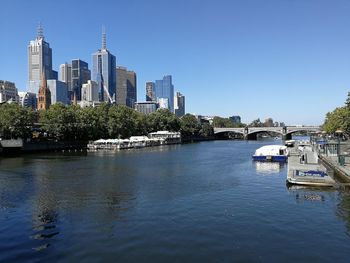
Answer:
[
  {"xmin": 52, "ymin": 70, "xmax": 58, "ymax": 80},
  {"xmin": 134, "ymin": 102, "xmax": 158, "ymax": 114},
  {"xmin": 264, "ymin": 118, "xmax": 274, "ymax": 127},
  {"xmin": 0, "ymin": 80, "xmax": 19, "ymax": 103},
  {"xmin": 146, "ymin": 82, "xmax": 155, "ymax": 102},
  {"xmin": 47, "ymin": 80, "xmax": 68, "ymax": 104},
  {"xmin": 154, "ymin": 75, "xmax": 174, "ymax": 112},
  {"xmin": 116, "ymin": 66, "xmax": 137, "ymax": 108},
  {"xmin": 59, "ymin": 63, "xmax": 72, "ymax": 91},
  {"xmin": 18, "ymin": 92, "xmax": 37, "ymax": 109},
  {"xmin": 81, "ymin": 80, "xmax": 99, "ymax": 102},
  {"xmin": 174, "ymin": 92, "xmax": 185, "ymax": 117},
  {"xmin": 28, "ymin": 24, "xmax": 53, "ymax": 94},
  {"xmin": 158, "ymin": 98, "xmax": 169, "ymax": 110},
  {"xmin": 91, "ymin": 28, "xmax": 116, "ymax": 103},
  {"xmin": 71, "ymin": 59, "xmax": 90, "ymax": 101}
]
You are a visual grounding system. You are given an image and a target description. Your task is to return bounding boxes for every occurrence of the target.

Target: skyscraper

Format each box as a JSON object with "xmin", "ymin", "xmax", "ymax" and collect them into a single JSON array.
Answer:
[
  {"xmin": 146, "ymin": 82, "xmax": 155, "ymax": 102},
  {"xmin": 116, "ymin": 66, "xmax": 137, "ymax": 108},
  {"xmin": 28, "ymin": 24, "xmax": 53, "ymax": 94},
  {"xmin": 174, "ymin": 92, "xmax": 185, "ymax": 117},
  {"xmin": 91, "ymin": 28, "xmax": 116, "ymax": 103},
  {"xmin": 154, "ymin": 75, "xmax": 174, "ymax": 113},
  {"xmin": 71, "ymin": 59, "xmax": 90, "ymax": 101},
  {"xmin": 0, "ymin": 80, "xmax": 19, "ymax": 103},
  {"xmin": 59, "ymin": 63, "xmax": 72, "ymax": 91}
]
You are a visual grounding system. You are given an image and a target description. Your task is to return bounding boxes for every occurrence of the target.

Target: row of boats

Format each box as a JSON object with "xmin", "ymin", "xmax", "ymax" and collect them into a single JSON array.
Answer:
[
  {"xmin": 87, "ymin": 131, "xmax": 181, "ymax": 151},
  {"xmin": 252, "ymin": 140, "xmax": 336, "ymax": 187}
]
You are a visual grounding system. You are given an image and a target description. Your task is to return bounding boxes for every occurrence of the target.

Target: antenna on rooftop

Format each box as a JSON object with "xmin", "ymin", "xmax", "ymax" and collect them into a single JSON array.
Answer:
[
  {"xmin": 37, "ymin": 22, "xmax": 44, "ymax": 39},
  {"xmin": 102, "ymin": 25, "xmax": 106, "ymax": 50}
]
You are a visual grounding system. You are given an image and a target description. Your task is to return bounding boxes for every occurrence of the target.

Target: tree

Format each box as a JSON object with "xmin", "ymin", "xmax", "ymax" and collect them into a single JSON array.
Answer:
[
  {"xmin": 0, "ymin": 103, "xmax": 34, "ymax": 139},
  {"xmin": 108, "ymin": 105, "xmax": 140, "ymax": 138},
  {"xmin": 180, "ymin": 114, "xmax": 201, "ymax": 138},
  {"xmin": 200, "ymin": 123, "xmax": 214, "ymax": 137},
  {"xmin": 147, "ymin": 109, "xmax": 181, "ymax": 132},
  {"xmin": 322, "ymin": 107, "xmax": 349, "ymax": 135},
  {"xmin": 248, "ymin": 118, "xmax": 263, "ymax": 127}
]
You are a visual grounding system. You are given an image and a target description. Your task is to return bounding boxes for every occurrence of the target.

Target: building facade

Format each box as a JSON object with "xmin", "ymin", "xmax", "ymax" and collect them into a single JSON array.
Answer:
[
  {"xmin": 28, "ymin": 24, "xmax": 53, "ymax": 94},
  {"xmin": 81, "ymin": 80, "xmax": 99, "ymax": 102},
  {"xmin": 59, "ymin": 63, "xmax": 72, "ymax": 91},
  {"xmin": 18, "ymin": 92, "xmax": 37, "ymax": 109},
  {"xmin": 146, "ymin": 82, "xmax": 155, "ymax": 102},
  {"xmin": 47, "ymin": 80, "xmax": 68, "ymax": 105},
  {"xmin": 37, "ymin": 73, "xmax": 51, "ymax": 110},
  {"xmin": 91, "ymin": 29, "xmax": 116, "ymax": 103},
  {"xmin": 154, "ymin": 75, "xmax": 174, "ymax": 113},
  {"xmin": 0, "ymin": 80, "xmax": 19, "ymax": 103},
  {"xmin": 174, "ymin": 92, "xmax": 185, "ymax": 117},
  {"xmin": 71, "ymin": 59, "xmax": 90, "ymax": 101},
  {"xmin": 116, "ymin": 66, "xmax": 137, "ymax": 108},
  {"xmin": 134, "ymin": 102, "xmax": 158, "ymax": 114},
  {"xmin": 229, "ymin": 115, "xmax": 241, "ymax": 124}
]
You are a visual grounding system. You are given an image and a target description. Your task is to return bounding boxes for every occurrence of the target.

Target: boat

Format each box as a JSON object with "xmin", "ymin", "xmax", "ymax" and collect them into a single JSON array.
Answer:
[
  {"xmin": 0, "ymin": 138, "xmax": 23, "ymax": 155},
  {"xmin": 285, "ymin": 140, "xmax": 295, "ymax": 147},
  {"xmin": 252, "ymin": 145, "xmax": 288, "ymax": 162},
  {"xmin": 287, "ymin": 169, "xmax": 335, "ymax": 187}
]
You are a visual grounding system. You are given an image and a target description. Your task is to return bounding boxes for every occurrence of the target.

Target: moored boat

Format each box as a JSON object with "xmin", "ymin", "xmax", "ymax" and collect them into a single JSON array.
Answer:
[{"xmin": 252, "ymin": 145, "xmax": 288, "ymax": 162}]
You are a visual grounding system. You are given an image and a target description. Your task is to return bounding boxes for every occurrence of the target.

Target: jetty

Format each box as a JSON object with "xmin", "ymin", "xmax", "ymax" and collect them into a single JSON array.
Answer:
[{"xmin": 287, "ymin": 141, "xmax": 336, "ymax": 187}]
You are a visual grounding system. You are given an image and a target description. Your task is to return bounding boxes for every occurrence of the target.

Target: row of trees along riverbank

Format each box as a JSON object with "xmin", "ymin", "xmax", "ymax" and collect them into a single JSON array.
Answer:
[
  {"xmin": 0, "ymin": 103, "xmax": 215, "ymax": 141},
  {"xmin": 323, "ymin": 92, "xmax": 350, "ymax": 138}
]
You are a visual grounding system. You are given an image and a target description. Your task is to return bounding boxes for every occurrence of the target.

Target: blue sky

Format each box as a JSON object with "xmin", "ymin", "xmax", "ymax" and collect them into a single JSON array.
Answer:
[{"xmin": 1, "ymin": 0, "xmax": 350, "ymax": 125}]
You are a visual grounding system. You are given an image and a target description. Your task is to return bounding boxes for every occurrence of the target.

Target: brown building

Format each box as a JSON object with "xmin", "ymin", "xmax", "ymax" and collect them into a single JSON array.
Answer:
[{"xmin": 37, "ymin": 71, "xmax": 51, "ymax": 110}]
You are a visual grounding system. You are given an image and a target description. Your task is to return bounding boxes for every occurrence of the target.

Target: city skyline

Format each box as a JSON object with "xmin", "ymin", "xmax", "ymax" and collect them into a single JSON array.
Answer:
[{"xmin": 1, "ymin": 0, "xmax": 350, "ymax": 124}]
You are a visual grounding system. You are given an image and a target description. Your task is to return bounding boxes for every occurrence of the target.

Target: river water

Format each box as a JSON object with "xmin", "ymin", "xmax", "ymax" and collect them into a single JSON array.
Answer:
[{"xmin": 1, "ymin": 139, "xmax": 350, "ymax": 262}]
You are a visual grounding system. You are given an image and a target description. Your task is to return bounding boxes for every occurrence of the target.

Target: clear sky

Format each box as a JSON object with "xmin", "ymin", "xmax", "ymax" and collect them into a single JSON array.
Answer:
[{"xmin": 1, "ymin": 0, "xmax": 350, "ymax": 125}]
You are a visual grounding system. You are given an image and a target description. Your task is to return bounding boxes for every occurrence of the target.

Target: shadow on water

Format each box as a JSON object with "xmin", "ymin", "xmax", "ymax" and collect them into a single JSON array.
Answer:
[{"xmin": 254, "ymin": 161, "xmax": 286, "ymax": 175}]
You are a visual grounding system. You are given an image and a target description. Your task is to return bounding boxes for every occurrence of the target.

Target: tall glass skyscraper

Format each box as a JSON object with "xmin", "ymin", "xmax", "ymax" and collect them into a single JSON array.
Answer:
[
  {"xmin": 71, "ymin": 59, "xmax": 90, "ymax": 101},
  {"xmin": 91, "ymin": 29, "xmax": 116, "ymax": 102},
  {"xmin": 154, "ymin": 75, "xmax": 174, "ymax": 113},
  {"xmin": 28, "ymin": 24, "xmax": 52, "ymax": 94}
]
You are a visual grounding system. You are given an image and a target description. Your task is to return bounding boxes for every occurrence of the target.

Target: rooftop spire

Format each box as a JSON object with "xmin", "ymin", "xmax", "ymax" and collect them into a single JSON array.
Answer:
[
  {"xmin": 37, "ymin": 22, "xmax": 44, "ymax": 40},
  {"xmin": 102, "ymin": 25, "xmax": 106, "ymax": 50}
]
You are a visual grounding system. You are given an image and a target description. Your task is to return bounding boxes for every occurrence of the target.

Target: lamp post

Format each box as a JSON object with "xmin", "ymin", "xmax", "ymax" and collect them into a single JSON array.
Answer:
[{"xmin": 335, "ymin": 129, "xmax": 343, "ymax": 164}]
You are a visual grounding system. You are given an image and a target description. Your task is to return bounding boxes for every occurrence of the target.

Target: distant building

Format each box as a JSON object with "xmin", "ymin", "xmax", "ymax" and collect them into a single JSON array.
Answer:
[
  {"xmin": 154, "ymin": 75, "xmax": 174, "ymax": 112},
  {"xmin": 52, "ymin": 70, "xmax": 58, "ymax": 80},
  {"xmin": 0, "ymin": 80, "xmax": 19, "ymax": 103},
  {"xmin": 146, "ymin": 82, "xmax": 155, "ymax": 102},
  {"xmin": 196, "ymin": 115, "xmax": 214, "ymax": 125},
  {"xmin": 47, "ymin": 80, "xmax": 68, "ymax": 104},
  {"xmin": 37, "ymin": 72, "xmax": 51, "ymax": 110},
  {"xmin": 81, "ymin": 80, "xmax": 99, "ymax": 102},
  {"xmin": 91, "ymin": 28, "xmax": 116, "ymax": 102},
  {"xmin": 71, "ymin": 59, "xmax": 90, "ymax": 101},
  {"xmin": 174, "ymin": 92, "xmax": 185, "ymax": 117},
  {"xmin": 116, "ymin": 66, "xmax": 137, "ymax": 108},
  {"xmin": 264, "ymin": 118, "xmax": 274, "ymax": 127},
  {"xmin": 229, "ymin": 115, "xmax": 241, "ymax": 124},
  {"xmin": 134, "ymin": 101, "xmax": 158, "ymax": 114},
  {"xmin": 28, "ymin": 24, "xmax": 53, "ymax": 94},
  {"xmin": 59, "ymin": 63, "xmax": 72, "ymax": 91},
  {"xmin": 158, "ymin": 98, "xmax": 169, "ymax": 110},
  {"xmin": 18, "ymin": 92, "xmax": 37, "ymax": 109}
]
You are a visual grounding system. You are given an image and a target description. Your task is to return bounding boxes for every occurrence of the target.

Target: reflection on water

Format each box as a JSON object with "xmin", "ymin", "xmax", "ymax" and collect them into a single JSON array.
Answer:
[
  {"xmin": 286, "ymin": 184, "xmax": 337, "ymax": 203},
  {"xmin": 254, "ymin": 161, "xmax": 285, "ymax": 175}
]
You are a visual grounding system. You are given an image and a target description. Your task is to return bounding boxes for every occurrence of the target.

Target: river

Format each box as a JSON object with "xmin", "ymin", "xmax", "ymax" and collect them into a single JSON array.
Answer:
[{"xmin": 1, "ymin": 139, "xmax": 350, "ymax": 262}]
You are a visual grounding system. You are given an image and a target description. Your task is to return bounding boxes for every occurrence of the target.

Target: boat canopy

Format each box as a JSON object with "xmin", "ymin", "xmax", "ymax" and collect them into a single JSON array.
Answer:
[{"xmin": 254, "ymin": 145, "xmax": 287, "ymax": 156}]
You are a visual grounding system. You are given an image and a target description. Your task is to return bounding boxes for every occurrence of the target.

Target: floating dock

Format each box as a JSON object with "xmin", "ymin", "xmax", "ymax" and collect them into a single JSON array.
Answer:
[{"xmin": 287, "ymin": 142, "xmax": 336, "ymax": 187}]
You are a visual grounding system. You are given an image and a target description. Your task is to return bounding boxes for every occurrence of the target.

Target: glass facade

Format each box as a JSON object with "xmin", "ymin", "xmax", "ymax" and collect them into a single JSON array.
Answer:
[
  {"xmin": 154, "ymin": 75, "xmax": 174, "ymax": 113},
  {"xmin": 71, "ymin": 59, "xmax": 90, "ymax": 101}
]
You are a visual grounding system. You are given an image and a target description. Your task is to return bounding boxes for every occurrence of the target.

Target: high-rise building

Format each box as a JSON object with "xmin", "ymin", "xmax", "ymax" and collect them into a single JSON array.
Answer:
[
  {"xmin": 154, "ymin": 75, "xmax": 174, "ymax": 113},
  {"xmin": 52, "ymin": 70, "xmax": 58, "ymax": 80},
  {"xmin": 174, "ymin": 92, "xmax": 185, "ymax": 117},
  {"xmin": 47, "ymin": 80, "xmax": 68, "ymax": 105},
  {"xmin": 229, "ymin": 116, "xmax": 241, "ymax": 124},
  {"xmin": 37, "ymin": 72, "xmax": 51, "ymax": 110},
  {"xmin": 28, "ymin": 24, "xmax": 53, "ymax": 94},
  {"xmin": 134, "ymin": 101, "xmax": 158, "ymax": 114},
  {"xmin": 146, "ymin": 82, "xmax": 155, "ymax": 102},
  {"xmin": 0, "ymin": 80, "xmax": 19, "ymax": 103},
  {"xmin": 116, "ymin": 66, "xmax": 137, "ymax": 108},
  {"xmin": 91, "ymin": 28, "xmax": 116, "ymax": 103},
  {"xmin": 71, "ymin": 59, "xmax": 90, "ymax": 101},
  {"xmin": 158, "ymin": 98, "xmax": 169, "ymax": 110},
  {"xmin": 18, "ymin": 92, "xmax": 37, "ymax": 109},
  {"xmin": 59, "ymin": 63, "xmax": 72, "ymax": 91},
  {"xmin": 81, "ymin": 80, "xmax": 99, "ymax": 102},
  {"xmin": 264, "ymin": 118, "xmax": 274, "ymax": 127}
]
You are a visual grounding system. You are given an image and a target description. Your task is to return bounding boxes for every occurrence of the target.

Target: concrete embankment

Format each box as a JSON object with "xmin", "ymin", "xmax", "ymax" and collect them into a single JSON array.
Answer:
[{"xmin": 319, "ymin": 155, "xmax": 350, "ymax": 183}]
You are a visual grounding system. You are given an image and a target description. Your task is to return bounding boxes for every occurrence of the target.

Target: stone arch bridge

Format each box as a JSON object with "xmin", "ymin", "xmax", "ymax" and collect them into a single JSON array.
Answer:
[{"xmin": 214, "ymin": 126, "xmax": 321, "ymax": 140}]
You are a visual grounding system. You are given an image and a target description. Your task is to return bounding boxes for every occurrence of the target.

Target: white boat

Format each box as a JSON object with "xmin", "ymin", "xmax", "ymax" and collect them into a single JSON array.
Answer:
[
  {"xmin": 285, "ymin": 140, "xmax": 295, "ymax": 147},
  {"xmin": 252, "ymin": 145, "xmax": 288, "ymax": 162},
  {"xmin": 287, "ymin": 169, "xmax": 335, "ymax": 187}
]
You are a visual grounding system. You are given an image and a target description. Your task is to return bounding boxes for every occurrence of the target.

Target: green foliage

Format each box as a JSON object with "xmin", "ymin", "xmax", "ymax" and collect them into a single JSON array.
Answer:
[
  {"xmin": 200, "ymin": 123, "xmax": 214, "ymax": 137},
  {"xmin": 248, "ymin": 118, "xmax": 264, "ymax": 127},
  {"xmin": 147, "ymin": 109, "xmax": 181, "ymax": 132},
  {"xmin": 108, "ymin": 105, "xmax": 141, "ymax": 138},
  {"xmin": 0, "ymin": 103, "xmax": 34, "ymax": 139},
  {"xmin": 322, "ymin": 107, "xmax": 350, "ymax": 135},
  {"xmin": 180, "ymin": 114, "xmax": 201, "ymax": 137},
  {"xmin": 213, "ymin": 116, "xmax": 243, "ymax": 128}
]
